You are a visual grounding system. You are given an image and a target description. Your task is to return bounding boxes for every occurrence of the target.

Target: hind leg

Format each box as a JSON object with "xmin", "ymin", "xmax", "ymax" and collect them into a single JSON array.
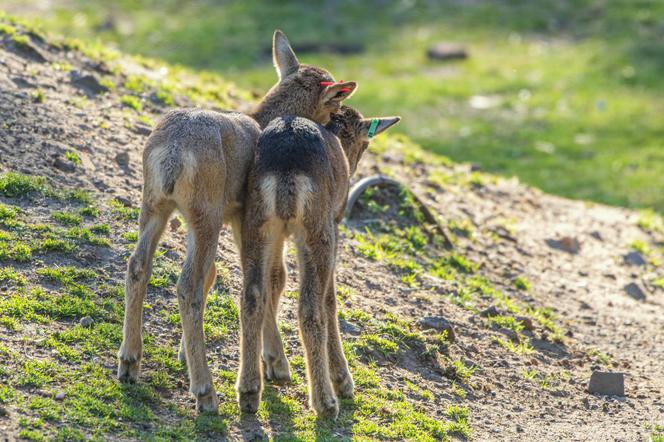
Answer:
[
  {"xmin": 262, "ymin": 241, "xmax": 291, "ymax": 383},
  {"xmin": 237, "ymin": 219, "xmax": 284, "ymax": 413},
  {"xmin": 326, "ymin": 226, "xmax": 353, "ymax": 398},
  {"xmin": 178, "ymin": 263, "xmax": 216, "ymax": 364},
  {"xmin": 177, "ymin": 211, "xmax": 222, "ymax": 413},
  {"xmin": 296, "ymin": 222, "xmax": 338, "ymax": 419},
  {"xmin": 326, "ymin": 274, "xmax": 353, "ymax": 398},
  {"xmin": 118, "ymin": 199, "xmax": 173, "ymax": 382}
]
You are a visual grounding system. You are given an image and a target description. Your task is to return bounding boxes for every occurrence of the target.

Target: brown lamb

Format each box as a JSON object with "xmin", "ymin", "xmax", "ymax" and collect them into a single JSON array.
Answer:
[{"xmin": 237, "ymin": 106, "xmax": 400, "ymax": 418}]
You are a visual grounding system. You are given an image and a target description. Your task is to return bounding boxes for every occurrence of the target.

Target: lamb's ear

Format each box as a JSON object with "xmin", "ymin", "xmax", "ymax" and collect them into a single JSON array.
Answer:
[
  {"xmin": 363, "ymin": 116, "xmax": 401, "ymax": 138},
  {"xmin": 322, "ymin": 81, "xmax": 357, "ymax": 104},
  {"xmin": 273, "ymin": 30, "xmax": 299, "ymax": 80}
]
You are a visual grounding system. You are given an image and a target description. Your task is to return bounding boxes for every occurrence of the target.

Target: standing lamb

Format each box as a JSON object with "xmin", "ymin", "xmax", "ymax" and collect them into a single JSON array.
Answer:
[{"xmin": 237, "ymin": 106, "xmax": 400, "ymax": 418}]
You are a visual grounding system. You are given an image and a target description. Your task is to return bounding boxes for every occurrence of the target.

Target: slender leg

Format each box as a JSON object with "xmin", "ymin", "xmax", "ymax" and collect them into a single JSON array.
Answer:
[
  {"xmin": 262, "ymin": 241, "xmax": 291, "ymax": 383},
  {"xmin": 177, "ymin": 215, "xmax": 222, "ymax": 413},
  {"xmin": 118, "ymin": 200, "xmax": 172, "ymax": 382},
  {"xmin": 326, "ymin": 271, "xmax": 353, "ymax": 398},
  {"xmin": 237, "ymin": 221, "xmax": 281, "ymax": 413},
  {"xmin": 179, "ymin": 263, "xmax": 216, "ymax": 363},
  {"xmin": 296, "ymin": 223, "xmax": 338, "ymax": 419},
  {"xmin": 326, "ymin": 226, "xmax": 353, "ymax": 397}
]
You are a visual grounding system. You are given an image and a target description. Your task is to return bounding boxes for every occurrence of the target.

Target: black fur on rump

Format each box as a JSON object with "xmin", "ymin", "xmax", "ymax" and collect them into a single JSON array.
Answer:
[
  {"xmin": 256, "ymin": 116, "xmax": 329, "ymax": 176},
  {"xmin": 255, "ymin": 116, "xmax": 331, "ymax": 220}
]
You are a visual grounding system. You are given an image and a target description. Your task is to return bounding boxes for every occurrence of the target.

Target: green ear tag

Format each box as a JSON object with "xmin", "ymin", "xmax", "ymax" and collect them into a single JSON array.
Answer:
[{"xmin": 367, "ymin": 118, "xmax": 380, "ymax": 138}]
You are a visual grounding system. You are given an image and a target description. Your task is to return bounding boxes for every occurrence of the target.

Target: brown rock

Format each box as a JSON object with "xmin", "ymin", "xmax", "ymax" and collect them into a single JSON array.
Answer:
[
  {"xmin": 115, "ymin": 151, "xmax": 130, "ymax": 168},
  {"xmin": 427, "ymin": 43, "xmax": 468, "ymax": 61},
  {"xmin": 480, "ymin": 306, "xmax": 500, "ymax": 318},
  {"xmin": 170, "ymin": 217, "xmax": 182, "ymax": 232},
  {"xmin": 113, "ymin": 196, "xmax": 132, "ymax": 207},
  {"xmin": 624, "ymin": 282, "xmax": 647, "ymax": 301},
  {"xmin": 546, "ymin": 236, "xmax": 581, "ymax": 254},
  {"xmin": 70, "ymin": 70, "xmax": 108, "ymax": 96},
  {"xmin": 11, "ymin": 35, "xmax": 49, "ymax": 63},
  {"xmin": 516, "ymin": 316, "xmax": 535, "ymax": 331},
  {"xmin": 53, "ymin": 156, "xmax": 75, "ymax": 173},
  {"xmin": 418, "ymin": 316, "xmax": 456, "ymax": 342},
  {"xmin": 588, "ymin": 371, "xmax": 625, "ymax": 396},
  {"xmin": 623, "ymin": 251, "xmax": 647, "ymax": 266}
]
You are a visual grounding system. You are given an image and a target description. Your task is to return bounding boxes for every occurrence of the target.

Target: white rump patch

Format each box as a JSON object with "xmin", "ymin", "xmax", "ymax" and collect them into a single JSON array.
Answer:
[
  {"xmin": 259, "ymin": 175, "xmax": 278, "ymax": 217},
  {"xmin": 293, "ymin": 175, "xmax": 313, "ymax": 220}
]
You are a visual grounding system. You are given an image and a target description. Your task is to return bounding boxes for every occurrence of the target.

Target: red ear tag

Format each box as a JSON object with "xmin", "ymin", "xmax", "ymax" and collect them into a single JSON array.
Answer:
[
  {"xmin": 339, "ymin": 88, "xmax": 351, "ymax": 93},
  {"xmin": 320, "ymin": 81, "xmax": 335, "ymax": 86}
]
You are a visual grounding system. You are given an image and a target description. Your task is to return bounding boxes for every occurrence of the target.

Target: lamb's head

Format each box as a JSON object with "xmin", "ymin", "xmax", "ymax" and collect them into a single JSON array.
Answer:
[
  {"xmin": 327, "ymin": 105, "xmax": 401, "ymax": 176},
  {"xmin": 253, "ymin": 30, "xmax": 357, "ymax": 127}
]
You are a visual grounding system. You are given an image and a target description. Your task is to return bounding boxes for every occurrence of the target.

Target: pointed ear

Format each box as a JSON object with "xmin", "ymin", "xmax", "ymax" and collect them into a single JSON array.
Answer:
[
  {"xmin": 363, "ymin": 116, "xmax": 401, "ymax": 138},
  {"xmin": 273, "ymin": 29, "xmax": 299, "ymax": 80},
  {"xmin": 322, "ymin": 81, "xmax": 357, "ymax": 104}
]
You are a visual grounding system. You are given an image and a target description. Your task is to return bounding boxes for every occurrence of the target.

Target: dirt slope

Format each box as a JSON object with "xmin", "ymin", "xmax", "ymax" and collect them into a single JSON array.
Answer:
[{"xmin": 0, "ymin": 20, "xmax": 662, "ymax": 442}]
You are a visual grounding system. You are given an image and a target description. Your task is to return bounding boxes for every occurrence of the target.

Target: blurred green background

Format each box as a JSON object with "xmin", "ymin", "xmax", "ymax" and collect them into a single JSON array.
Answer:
[{"xmin": 4, "ymin": 0, "xmax": 664, "ymax": 211}]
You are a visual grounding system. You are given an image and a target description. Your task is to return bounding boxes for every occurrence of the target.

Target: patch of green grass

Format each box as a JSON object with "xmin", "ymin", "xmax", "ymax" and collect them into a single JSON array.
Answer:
[
  {"xmin": 358, "ymin": 333, "xmax": 399, "ymax": 356},
  {"xmin": 646, "ymin": 423, "xmax": 664, "ymax": 442},
  {"xmin": 79, "ymin": 206, "xmax": 100, "ymax": 218},
  {"xmin": 110, "ymin": 199, "xmax": 140, "ymax": 220},
  {"xmin": 11, "ymin": 33, "xmax": 31, "ymax": 48},
  {"xmin": 65, "ymin": 150, "xmax": 82, "ymax": 166},
  {"xmin": 0, "ymin": 23, "xmax": 17, "ymax": 35},
  {"xmin": 30, "ymin": 88, "xmax": 45, "ymax": 103},
  {"xmin": 0, "ymin": 241, "xmax": 32, "ymax": 262},
  {"xmin": 121, "ymin": 230, "xmax": 138, "ymax": 242},
  {"xmin": 0, "ymin": 172, "xmax": 48, "ymax": 198},
  {"xmin": 120, "ymin": 95, "xmax": 142, "ymax": 112},
  {"xmin": 38, "ymin": 238, "xmax": 76, "ymax": 253},
  {"xmin": 488, "ymin": 315, "xmax": 525, "ymax": 333},
  {"xmin": 446, "ymin": 254, "xmax": 478, "ymax": 274},
  {"xmin": 443, "ymin": 358, "xmax": 476, "ymax": 384},
  {"xmin": 52, "ymin": 211, "xmax": 82, "ymax": 226},
  {"xmin": 586, "ymin": 347, "xmax": 612, "ymax": 366},
  {"xmin": 37, "ymin": 266, "xmax": 98, "ymax": 286},
  {"xmin": 17, "ymin": 359, "xmax": 57, "ymax": 388},
  {"xmin": 0, "ymin": 315, "xmax": 20, "ymax": 330},
  {"xmin": 90, "ymin": 223, "xmax": 111, "ymax": 235},
  {"xmin": 0, "ymin": 284, "xmax": 107, "ymax": 325},
  {"xmin": 339, "ymin": 307, "xmax": 372, "ymax": 326},
  {"xmin": 28, "ymin": 396, "xmax": 61, "ymax": 422},
  {"xmin": 450, "ymin": 382, "xmax": 467, "ymax": 399},
  {"xmin": 513, "ymin": 275, "xmax": 532, "ymax": 291},
  {"xmin": 494, "ymin": 337, "xmax": 534, "ymax": 355},
  {"xmin": 448, "ymin": 219, "xmax": 475, "ymax": 239},
  {"xmin": 522, "ymin": 369, "xmax": 538, "ymax": 381},
  {"xmin": 65, "ymin": 226, "xmax": 111, "ymax": 247},
  {"xmin": 0, "ymin": 266, "xmax": 27, "ymax": 286},
  {"xmin": 149, "ymin": 254, "xmax": 179, "ymax": 288},
  {"xmin": 0, "ymin": 385, "xmax": 16, "ymax": 403},
  {"xmin": 45, "ymin": 323, "xmax": 121, "ymax": 362},
  {"xmin": 637, "ymin": 210, "xmax": 663, "ymax": 234},
  {"xmin": 67, "ymin": 189, "xmax": 94, "ymax": 205},
  {"xmin": 0, "ymin": 203, "xmax": 19, "ymax": 221},
  {"xmin": 203, "ymin": 291, "xmax": 239, "ymax": 342},
  {"xmin": 631, "ymin": 239, "xmax": 651, "ymax": 255}
]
